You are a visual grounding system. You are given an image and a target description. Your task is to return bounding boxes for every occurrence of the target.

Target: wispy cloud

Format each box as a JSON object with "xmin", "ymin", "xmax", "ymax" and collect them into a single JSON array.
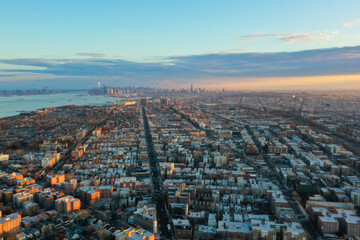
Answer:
[
  {"xmin": 77, "ymin": 52, "xmax": 107, "ymax": 58},
  {"xmin": 239, "ymin": 33, "xmax": 315, "ymax": 43},
  {"xmin": 343, "ymin": 18, "xmax": 360, "ymax": 27},
  {"xmin": 239, "ymin": 31, "xmax": 336, "ymax": 43}
]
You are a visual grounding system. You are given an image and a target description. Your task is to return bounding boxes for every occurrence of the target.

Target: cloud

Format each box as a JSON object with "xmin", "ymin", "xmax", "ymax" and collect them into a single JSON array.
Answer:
[
  {"xmin": 169, "ymin": 46, "xmax": 360, "ymax": 79},
  {"xmin": 239, "ymin": 31, "xmax": 335, "ymax": 43},
  {"xmin": 344, "ymin": 18, "xmax": 360, "ymax": 27},
  {"xmin": 1, "ymin": 45, "xmax": 360, "ymax": 88},
  {"xmin": 77, "ymin": 52, "xmax": 107, "ymax": 58},
  {"xmin": 240, "ymin": 33, "xmax": 315, "ymax": 43}
]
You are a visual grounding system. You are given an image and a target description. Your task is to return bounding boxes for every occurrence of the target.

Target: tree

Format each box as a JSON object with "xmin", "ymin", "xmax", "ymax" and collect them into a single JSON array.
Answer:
[
  {"xmin": 97, "ymin": 229, "xmax": 108, "ymax": 240},
  {"xmin": 4, "ymin": 231, "xmax": 16, "ymax": 240}
]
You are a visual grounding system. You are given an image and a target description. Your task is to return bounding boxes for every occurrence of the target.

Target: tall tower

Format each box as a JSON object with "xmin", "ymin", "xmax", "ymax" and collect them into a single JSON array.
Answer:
[
  {"xmin": 191, "ymin": 84, "xmax": 193, "ymax": 93},
  {"xmin": 97, "ymin": 81, "xmax": 101, "ymax": 90}
]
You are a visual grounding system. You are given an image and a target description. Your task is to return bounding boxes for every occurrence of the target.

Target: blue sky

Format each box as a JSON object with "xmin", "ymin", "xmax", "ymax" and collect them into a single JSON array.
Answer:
[{"xmin": 1, "ymin": 0, "xmax": 360, "ymax": 89}]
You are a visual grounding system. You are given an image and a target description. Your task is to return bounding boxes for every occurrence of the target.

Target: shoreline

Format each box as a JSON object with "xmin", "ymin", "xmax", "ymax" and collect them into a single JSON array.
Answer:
[{"xmin": 0, "ymin": 92, "xmax": 120, "ymax": 119}]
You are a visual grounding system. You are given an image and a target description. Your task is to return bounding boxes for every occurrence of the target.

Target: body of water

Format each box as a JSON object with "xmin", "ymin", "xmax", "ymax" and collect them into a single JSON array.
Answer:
[{"xmin": 0, "ymin": 91, "xmax": 119, "ymax": 119}]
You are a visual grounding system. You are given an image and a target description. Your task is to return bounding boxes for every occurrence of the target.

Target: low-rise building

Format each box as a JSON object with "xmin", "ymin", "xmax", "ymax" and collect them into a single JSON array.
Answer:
[
  {"xmin": 133, "ymin": 206, "xmax": 157, "ymax": 233},
  {"xmin": 55, "ymin": 196, "xmax": 81, "ymax": 214}
]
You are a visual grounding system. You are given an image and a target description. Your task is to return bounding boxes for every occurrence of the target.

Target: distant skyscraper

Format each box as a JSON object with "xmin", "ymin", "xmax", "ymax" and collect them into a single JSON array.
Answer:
[
  {"xmin": 97, "ymin": 81, "xmax": 101, "ymax": 89},
  {"xmin": 191, "ymin": 84, "xmax": 193, "ymax": 92},
  {"xmin": 160, "ymin": 98, "xmax": 169, "ymax": 106},
  {"xmin": 140, "ymin": 98, "xmax": 148, "ymax": 106}
]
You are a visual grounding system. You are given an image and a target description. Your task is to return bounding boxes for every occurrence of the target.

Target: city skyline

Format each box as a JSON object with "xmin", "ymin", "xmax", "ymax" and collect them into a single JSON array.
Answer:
[
  {"xmin": 2, "ymin": 2, "xmax": 360, "ymax": 239},
  {"xmin": 1, "ymin": 1, "xmax": 360, "ymax": 90}
]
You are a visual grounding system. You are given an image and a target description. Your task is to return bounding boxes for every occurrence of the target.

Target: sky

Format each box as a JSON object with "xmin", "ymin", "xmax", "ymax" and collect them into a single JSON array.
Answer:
[{"xmin": 1, "ymin": 0, "xmax": 360, "ymax": 90}]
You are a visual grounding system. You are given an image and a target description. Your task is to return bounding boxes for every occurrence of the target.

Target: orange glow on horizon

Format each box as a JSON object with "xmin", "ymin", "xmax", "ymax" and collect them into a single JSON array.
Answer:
[{"xmin": 188, "ymin": 75, "xmax": 360, "ymax": 90}]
